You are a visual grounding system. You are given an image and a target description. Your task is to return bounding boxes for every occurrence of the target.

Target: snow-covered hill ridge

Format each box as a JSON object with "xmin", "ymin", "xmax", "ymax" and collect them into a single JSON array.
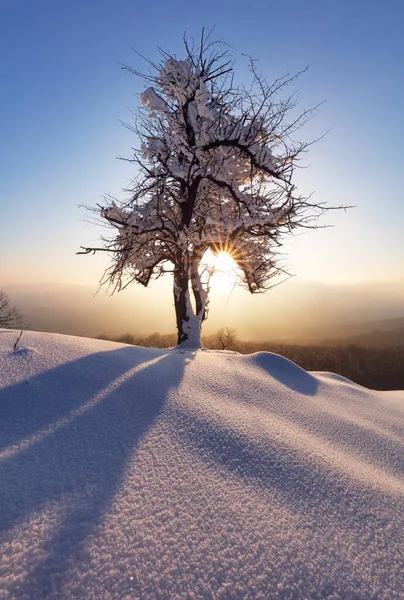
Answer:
[{"xmin": 0, "ymin": 329, "xmax": 403, "ymax": 599}]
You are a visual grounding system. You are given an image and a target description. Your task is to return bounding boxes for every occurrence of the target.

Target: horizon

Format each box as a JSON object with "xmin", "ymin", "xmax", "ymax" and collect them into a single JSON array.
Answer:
[{"xmin": 4, "ymin": 278, "xmax": 404, "ymax": 343}]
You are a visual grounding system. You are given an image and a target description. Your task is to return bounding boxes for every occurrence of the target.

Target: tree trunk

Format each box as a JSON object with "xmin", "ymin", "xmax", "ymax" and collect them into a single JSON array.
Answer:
[
  {"xmin": 173, "ymin": 251, "xmax": 208, "ymax": 349},
  {"xmin": 173, "ymin": 269, "xmax": 202, "ymax": 349},
  {"xmin": 190, "ymin": 258, "xmax": 208, "ymax": 323},
  {"xmin": 174, "ymin": 269, "xmax": 190, "ymax": 346}
]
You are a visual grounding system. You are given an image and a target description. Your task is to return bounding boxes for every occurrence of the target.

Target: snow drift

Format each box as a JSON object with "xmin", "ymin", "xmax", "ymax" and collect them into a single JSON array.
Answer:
[{"xmin": 0, "ymin": 329, "xmax": 403, "ymax": 599}]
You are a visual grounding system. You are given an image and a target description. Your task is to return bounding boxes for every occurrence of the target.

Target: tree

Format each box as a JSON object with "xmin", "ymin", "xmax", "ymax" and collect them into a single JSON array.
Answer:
[
  {"xmin": 216, "ymin": 327, "xmax": 238, "ymax": 350},
  {"xmin": 0, "ymin": 291, "xmax": 22, "ymax": 329},
  {"xmin": 116, "ymin": 332, "xmax": 136, "ymax": 345},
  {"xmin": 80, "ymin": 31, "xmax": 343, "ymax": 348}
]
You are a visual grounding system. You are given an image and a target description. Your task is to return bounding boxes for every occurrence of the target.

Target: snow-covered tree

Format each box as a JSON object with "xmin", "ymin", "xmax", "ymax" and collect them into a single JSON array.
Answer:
[
  {"xmin": 80, "ymin": 33, "xmax": 341, "ymax": 348},
  {"xmin": 0, "ymin": 291, "xmax": 22, "ymax": 329}
]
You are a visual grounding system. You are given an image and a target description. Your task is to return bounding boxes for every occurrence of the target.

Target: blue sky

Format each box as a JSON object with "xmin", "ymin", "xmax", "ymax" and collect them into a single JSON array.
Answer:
[{"xmin": 1, "ymin": 0, "xmax": 403, "ymax": 290}]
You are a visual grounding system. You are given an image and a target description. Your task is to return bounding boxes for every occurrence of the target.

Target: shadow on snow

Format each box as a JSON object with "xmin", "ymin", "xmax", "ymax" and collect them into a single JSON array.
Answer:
[{"xmin": 0, "ymin": 345, "xmax": 193, "ymax": 598}]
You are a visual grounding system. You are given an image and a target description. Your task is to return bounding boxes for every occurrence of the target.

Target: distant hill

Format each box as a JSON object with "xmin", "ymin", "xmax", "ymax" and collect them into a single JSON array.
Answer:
[
  {"xmin": 372, "ymin": 315, "xmax": 403, "ymax": 329},
  {"xmin": 321, "ymin": 316, "xmax": 404, "ymax": 348},
  {"xmin": 348, "ymin": 315, "xmax": 404, "ymax": 335},
  {"xmin": 344, "ymin": 328, "xmax": 404, "ymax": 348}
]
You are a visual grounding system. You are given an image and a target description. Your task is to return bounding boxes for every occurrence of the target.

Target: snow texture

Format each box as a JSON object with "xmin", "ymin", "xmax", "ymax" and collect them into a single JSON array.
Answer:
[{"xmin": 0, "ymin": 329, "xmax": 403, "ymax": 599}]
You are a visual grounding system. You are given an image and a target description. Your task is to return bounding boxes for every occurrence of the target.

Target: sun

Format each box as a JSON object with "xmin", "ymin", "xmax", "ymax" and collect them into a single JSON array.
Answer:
[
  {"xmin": 202, "ymin": 250, "xmax": 237, "ymax": 273},
  {"xmin": 212, "ymin": 251, "xmax": 237, "ymax": 273},
  {"xmin": 201, "ymin": 250, "xmax": 240, "ymax": 291}
]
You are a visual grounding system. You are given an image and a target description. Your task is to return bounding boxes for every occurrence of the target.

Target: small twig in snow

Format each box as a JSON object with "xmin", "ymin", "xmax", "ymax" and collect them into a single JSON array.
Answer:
[{"xmin": 13, "ymin": 330, "xmax": 23, "ymax": 351}]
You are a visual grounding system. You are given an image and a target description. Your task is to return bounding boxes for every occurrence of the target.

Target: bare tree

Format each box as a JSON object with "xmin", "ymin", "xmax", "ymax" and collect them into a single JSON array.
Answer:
[
  {"xmin": 216, "ymin": 327, "xmax": 238, "ymax": 350},
  {"xmin": 0, "ymin": 291, "xmax": 22, "ymax": 329},
  {"xmin": 80, "ymin": 31, "xmax": 344, "ymax": 348}
]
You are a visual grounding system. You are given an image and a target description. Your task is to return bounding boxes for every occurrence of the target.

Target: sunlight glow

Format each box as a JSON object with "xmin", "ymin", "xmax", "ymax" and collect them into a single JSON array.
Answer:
[
  {"xmin": 201, "ymin": 250, "xmax": 241, "ymax": 292},
  {"xmin": 210, "ymin": 251, "xmax": 237, "ymax": 273}
]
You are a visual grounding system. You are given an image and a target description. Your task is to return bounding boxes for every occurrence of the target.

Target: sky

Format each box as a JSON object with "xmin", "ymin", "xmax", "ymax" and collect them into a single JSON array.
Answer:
[{"xmin": 1, "ymin": 0, "xmax": 403, "ymax": 334}]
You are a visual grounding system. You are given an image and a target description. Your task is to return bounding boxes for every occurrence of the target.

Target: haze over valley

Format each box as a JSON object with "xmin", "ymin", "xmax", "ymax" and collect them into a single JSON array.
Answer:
[{"xmin": 5, "ymin": 278, "xmax": 404, "ymax": 345}]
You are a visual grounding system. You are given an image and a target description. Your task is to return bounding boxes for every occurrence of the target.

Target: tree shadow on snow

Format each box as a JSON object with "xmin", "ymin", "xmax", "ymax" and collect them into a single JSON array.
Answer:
[
  {"xmin": 171, "ymin": 404, "xmax": 403, "ymax": 530},
  {"xmin": 169, "ymin": 404, "xmax": 404, "ymax": 597},
  {"xmin": 0, "ymin": 345, "xmax": 156, "ymax": 452},
  {"xmin": 0, "ymin": 345, "xmax": 193, "ymax": 599}
]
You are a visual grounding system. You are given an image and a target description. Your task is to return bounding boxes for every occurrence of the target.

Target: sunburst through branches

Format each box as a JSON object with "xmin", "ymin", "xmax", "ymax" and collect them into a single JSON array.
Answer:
[{"xmin": 201, "ymin": 245, "xmax": 242, "ymax": 292}]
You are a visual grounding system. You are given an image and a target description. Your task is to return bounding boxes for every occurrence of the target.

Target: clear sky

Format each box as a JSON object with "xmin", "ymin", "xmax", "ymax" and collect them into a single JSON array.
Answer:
[{"xmin": 1, "ymin": 0, "xmax": 403, "ymax": 299}]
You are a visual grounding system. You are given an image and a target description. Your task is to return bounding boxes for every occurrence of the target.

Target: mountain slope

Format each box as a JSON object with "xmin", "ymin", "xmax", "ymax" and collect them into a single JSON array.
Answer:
[
  {"xmin": 0, "ymin": 330, "xmax": 403, "ymax": 599},
  {"xmin": 321, "ymin": 315, "xmax": 404, "ymax": 347}
]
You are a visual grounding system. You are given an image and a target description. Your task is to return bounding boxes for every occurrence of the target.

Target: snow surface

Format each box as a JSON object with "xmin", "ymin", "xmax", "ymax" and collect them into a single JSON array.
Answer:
[{"xmin": 0, "ymin": 329, "xmax": 403, "ymax": 599}]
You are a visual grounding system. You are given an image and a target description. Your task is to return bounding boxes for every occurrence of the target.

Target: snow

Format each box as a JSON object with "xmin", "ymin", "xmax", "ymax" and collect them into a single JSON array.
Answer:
[
  {"xmin": 140, "ymin": 87, "xmax": 168, "ymax": 114},
  {"xmin": 1, "ymin": 329, "xmax": 403, "ymax": 599}
]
